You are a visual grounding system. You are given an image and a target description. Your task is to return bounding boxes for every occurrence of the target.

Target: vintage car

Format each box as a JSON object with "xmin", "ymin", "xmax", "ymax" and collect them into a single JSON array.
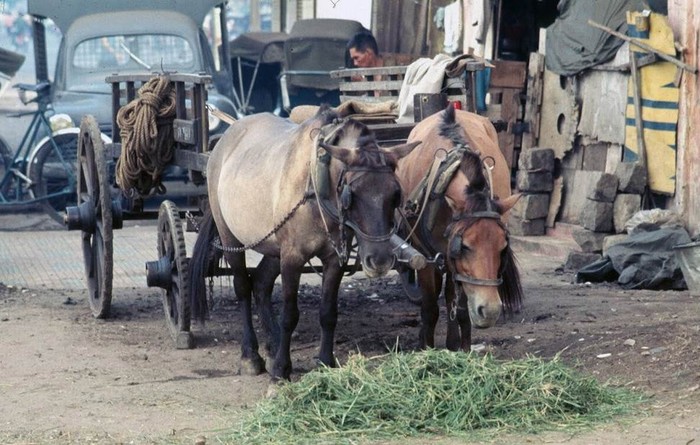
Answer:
[{"xmin": 27, "ymin": 0, "xmax": 237, "ymax": 138}]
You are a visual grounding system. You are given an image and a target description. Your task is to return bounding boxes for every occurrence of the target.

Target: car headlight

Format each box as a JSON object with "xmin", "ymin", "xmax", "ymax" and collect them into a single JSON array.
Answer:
[
  {"xmin": 49, "ymin": 113, "xmax": 75, "ymax": 132},
  {"xmin": 207, "ymin": 103, "xmax": 222, "ymax": 133}
]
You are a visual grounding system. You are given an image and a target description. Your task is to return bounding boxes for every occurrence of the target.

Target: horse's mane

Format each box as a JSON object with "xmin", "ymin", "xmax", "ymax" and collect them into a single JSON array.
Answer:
[
  {"xmin": 440, "ymin": 105, "xmax": 523, "ymax": 314},
  {"xmin": 329, "ymin": 117, "xmax": 395, "ymax": 169},
  {"xmin": 439, "ymin": 106, "xmax": 486, "ymax": 192}
]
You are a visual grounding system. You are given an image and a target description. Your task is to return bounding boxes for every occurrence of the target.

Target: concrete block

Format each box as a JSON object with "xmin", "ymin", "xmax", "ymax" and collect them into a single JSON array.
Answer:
[
  {"xmin": 579, "ymin": 199, "xmax": 613, "ymax": 232},
  {"xmin": 613, "ymin": 194, "xmax": 642, "ymax": 233},
  {"xmin": 516, "ymin": 170, "xmax": 553, "ymax": 192},
  {"xmin": 571, "ymin": 226, "xmax": 608, "ymax": 253},
  {"xmin": 511, "ymin": 193, "xmax": 550, "ymax": 220},
  {"xmin": 559, "ymin": 170, "xmax": 603, "ymax": 224},
  {"xmin": 518, "ymin": 147, "xmax": 555, "ymax": 172},
  {"xmin": 587, "ymin": 173, "xmax": 619, "ymax": 203},
  {"xmin": 565, "ymin": 251, "xmax": 602, "ymax": 271},
  {"xmin": 508, "ymin": 215, "xmax": 546, "ymax": 236},
  {"xmin": 602, "ymin": 234, "xmax": 628, "ymax": 256},
  {"xmin": 615, "ymin": 162, "xmax": 646, "ymax": 194}
]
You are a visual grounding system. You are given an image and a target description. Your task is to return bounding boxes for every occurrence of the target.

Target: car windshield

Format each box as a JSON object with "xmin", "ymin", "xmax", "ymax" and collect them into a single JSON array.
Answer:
[{"xmin": 69, "ymin": 34, "xmax": 196, "ymax": 91}]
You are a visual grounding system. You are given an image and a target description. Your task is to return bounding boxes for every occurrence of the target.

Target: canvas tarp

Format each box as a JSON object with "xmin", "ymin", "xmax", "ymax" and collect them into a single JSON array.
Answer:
[
  {"xmin": 545, "ymin": 0, "xmax": 645, "ymax": 76},
  {"xmin": 575, "ymin": 226, "xmax": 691, "ymax": 290}
]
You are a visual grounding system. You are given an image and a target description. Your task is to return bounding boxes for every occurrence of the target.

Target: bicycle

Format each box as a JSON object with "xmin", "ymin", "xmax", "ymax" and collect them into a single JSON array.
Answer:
[{"xmin": 0, "ymin": 81, "xmax": 79, "ymax": 224}]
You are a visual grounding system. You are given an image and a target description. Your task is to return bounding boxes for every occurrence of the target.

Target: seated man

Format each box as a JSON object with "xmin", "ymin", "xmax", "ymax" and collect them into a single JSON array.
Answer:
[{"xmin": 347, "ymin": 31, "xmax": 384, "ymax": 69}]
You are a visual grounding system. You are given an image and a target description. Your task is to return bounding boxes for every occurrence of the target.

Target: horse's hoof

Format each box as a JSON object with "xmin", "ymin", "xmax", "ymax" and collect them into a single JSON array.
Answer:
[
  {"xmin": 265, "ymin": 381, "xmax": 283, "ymax": 399},
  {"xmin": 239, "ymin": 356, "xmax": 266, "ymax": 376}
]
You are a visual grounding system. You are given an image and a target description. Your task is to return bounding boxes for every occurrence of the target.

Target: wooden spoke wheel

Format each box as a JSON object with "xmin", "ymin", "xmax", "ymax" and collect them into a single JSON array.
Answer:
[
  {"xmin": 399, "ymin": 268, "xmax": 423, "ymax": 306},
  {"xmin": 76, "ymin": 115, "xmax": 113, "ymax": 318},
  {"xmin": 155, "ymin": 200, "xmax": 193, "ymax": 349}
]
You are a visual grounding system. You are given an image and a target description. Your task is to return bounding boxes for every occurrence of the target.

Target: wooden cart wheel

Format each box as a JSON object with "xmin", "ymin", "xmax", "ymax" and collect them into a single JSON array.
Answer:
[
  {"xmin": 155, "ymin": 200, "xmax": 193, "ymax": 349},
  {"xmin": 76, "ymin": 115, "xmax": 113, "ymax": 318},
  {"xmin": 399, "ymin": 268, "xmax": 423, "ymax": 306}
]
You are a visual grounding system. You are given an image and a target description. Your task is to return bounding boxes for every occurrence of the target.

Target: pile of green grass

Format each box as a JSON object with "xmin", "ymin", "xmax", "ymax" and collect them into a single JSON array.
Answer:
[{"xmin": 220, "ymin": 350, "xmax": 644, "ymax": 444}]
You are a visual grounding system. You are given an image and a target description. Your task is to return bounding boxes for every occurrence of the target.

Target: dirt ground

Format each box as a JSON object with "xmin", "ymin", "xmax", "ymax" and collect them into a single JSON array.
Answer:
[{"xmin": 1, "ymin": 230, "xmax": 700, "ymax": 444}]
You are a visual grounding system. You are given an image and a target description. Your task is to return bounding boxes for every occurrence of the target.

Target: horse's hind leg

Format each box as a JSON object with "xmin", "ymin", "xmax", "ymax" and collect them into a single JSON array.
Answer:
[
  {"xmin": 221, "ymin": 248, "xmax": 266, "ymax": 376},
  {"xmin": 252, "ymin": 255, "xmax": 281, "ymax": 356}
]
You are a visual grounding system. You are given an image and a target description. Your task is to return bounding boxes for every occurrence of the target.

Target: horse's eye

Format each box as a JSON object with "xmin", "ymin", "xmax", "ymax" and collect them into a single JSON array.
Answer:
[{"xmin": 461, "ymin": 244, "xmax": 471, "ymax": 253}]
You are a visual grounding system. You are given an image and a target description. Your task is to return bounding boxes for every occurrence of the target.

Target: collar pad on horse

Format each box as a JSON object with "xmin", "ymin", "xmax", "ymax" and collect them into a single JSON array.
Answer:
[{"xmin": 399, "ymin": 144, "xmax": 468, "ymax": 262}]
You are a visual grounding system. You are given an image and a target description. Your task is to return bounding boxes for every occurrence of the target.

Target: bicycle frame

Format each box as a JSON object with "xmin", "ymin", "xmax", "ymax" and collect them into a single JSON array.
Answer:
[{"xmin": 0, "ymin": 95, "xmax": 76, "ymax": 208}]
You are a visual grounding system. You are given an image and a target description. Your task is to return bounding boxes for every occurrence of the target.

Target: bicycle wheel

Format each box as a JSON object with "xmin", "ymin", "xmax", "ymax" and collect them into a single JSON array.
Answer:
[
  {"xmin": 0, "ymin": 136, "xmax": 11, "ymax": 175},
  {"xmin": 28, "ymin": 132, "xmax": 78, "ymax": 225}
]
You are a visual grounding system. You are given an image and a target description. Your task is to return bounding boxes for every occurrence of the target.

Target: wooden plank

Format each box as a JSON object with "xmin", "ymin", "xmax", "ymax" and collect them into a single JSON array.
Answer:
[
  {"xmin": 339, "ymin": 95, "xmax": 397, "ymax": 103},
  {"xmin": 538, "ymin": 68, "xmax": 579, "ymax": 158},
  {"xmin": 491, "ymin": 87, "xmax": 521, "ymax": 169},
  {"xmin": 339, "ymin": 80, "xmax": 404, "ymax": 92},
  {"xmin": 330, "ymin": 66, "xmax": 408, "ymax": 79},
  {"xmin": 577, "ymin": 70, "xmax": 627, "ymax": 145},
  {"xmin": 521, "ymin": 52, "xmax": 545, "ymax": 152},
  {"xmin": 489, "ymin": 60, "xmax": 527, "ymax": 89}
]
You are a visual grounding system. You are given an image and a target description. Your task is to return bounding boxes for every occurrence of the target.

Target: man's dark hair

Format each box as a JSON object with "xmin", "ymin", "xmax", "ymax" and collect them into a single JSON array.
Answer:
[{"xmin": 346, "ymin": 31, "xmax": 379, "ymax": 55}]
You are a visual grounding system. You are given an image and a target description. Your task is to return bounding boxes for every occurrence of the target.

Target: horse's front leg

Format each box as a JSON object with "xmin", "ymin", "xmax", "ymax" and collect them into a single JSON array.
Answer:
[
  {"xmin": 317, "ymin": 259, "xmax": 343, "ymax": 368},
  {"xmin": 444, "ymin": 276, "xmax": 471, "ymax": 351},
  {"xmin": 224, "ymin": 252, "xmax": 266, "ymax": 376},
  {"xmin": 418, "ymin": 266, "xmax": 442, "ymax": 349},
  {"xmin": 252, "ymin": 255, "xmax": 281, "ymax": 356},
  {"xmin": 271, "ymin": 257, "xmax": 303, "ymax": 381}
]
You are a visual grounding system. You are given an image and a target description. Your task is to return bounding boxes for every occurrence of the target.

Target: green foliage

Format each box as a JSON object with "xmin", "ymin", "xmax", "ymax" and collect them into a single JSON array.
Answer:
[{"xmin": 218, "ymin": 350, "xmax": 645, "ymax": 444}]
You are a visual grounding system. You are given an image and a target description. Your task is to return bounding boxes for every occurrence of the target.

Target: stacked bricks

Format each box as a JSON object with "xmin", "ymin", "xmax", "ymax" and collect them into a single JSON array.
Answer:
[
  {"xmin": 509, "ymin": 148, "xmax": 554, "ymax": 236},
  {"xmin": 567, "ymin": 162, "xmax": 645, "ymax": 270}
]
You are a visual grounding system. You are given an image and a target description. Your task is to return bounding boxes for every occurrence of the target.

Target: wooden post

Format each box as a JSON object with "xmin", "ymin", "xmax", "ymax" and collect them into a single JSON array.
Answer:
[{"xmin": 629, "ymin": 53, "xmax": 647, "ymax": 168}]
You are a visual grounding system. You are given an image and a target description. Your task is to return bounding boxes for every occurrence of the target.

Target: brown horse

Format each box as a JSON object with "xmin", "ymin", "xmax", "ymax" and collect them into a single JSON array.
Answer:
[
  {"xmin": 189, "ymin": 107, "xmax": 418, "ymax": 380},
  {"xmin": 395, "ymin": 105, "xmax": 523, "ymax": 351}
]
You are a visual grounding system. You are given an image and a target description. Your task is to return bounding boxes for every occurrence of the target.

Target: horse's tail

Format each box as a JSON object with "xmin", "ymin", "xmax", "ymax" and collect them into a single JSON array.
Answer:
[
  {"xmin": 499, "ymin": 245, "xmax": 524, "ymax": 316},
  {"xmin": 189, "ymin": 207, "xmax": 217, "ymax": 323}
]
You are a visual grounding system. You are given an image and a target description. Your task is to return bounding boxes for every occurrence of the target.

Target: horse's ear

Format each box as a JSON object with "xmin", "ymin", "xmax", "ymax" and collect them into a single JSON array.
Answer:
[
  {"xmin": 498, "ymin": 193, "xmax": 522, "ymax": 213},
  {"xmin": 319, "ymin": 141, "xmax": 355, "ymax": 164},
  {"xmin": 381, "ymin": 140, "xmax": 421, "ymax": 161},
  {"xmin": 444, "ymin": 195, "xmax": 465, "ymax": 214}
]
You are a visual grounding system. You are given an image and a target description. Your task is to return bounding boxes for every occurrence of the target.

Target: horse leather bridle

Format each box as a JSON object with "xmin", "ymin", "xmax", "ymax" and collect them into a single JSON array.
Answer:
[
  {"xmin": 312, "ymin": 136, "xmax": 399, "ymax": 264},
  {"xmin": 446, "ymin": 208, "xmax": 508, "ymax": 321}
]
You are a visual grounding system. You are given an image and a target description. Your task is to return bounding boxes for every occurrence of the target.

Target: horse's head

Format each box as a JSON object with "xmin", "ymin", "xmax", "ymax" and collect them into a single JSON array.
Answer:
[
  {"xmin": 445, "ymin": 191, "xmax": 521, "ymax": 328},
  {"xmin": 320, "ymin": 120, "xmax": 419, "ymax": 278},
  {"xmin": 439, "ymin": 105, "xmax": 523, "ymax": 328}
]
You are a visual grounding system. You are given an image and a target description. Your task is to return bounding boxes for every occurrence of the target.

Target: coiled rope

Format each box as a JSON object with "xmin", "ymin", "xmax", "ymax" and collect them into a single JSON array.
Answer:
[{"xmin": 115, "ymin": 75, "xmax": 176, "ymax": 195}]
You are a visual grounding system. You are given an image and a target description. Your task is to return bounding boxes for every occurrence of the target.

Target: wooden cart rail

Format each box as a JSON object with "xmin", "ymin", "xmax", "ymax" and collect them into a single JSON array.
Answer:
[
  {"xmin": 330, "ymin": 60, "xmax": 483, "ymax": 112},
  {"xmin": 104, "ymin": 72, "xmax": 212, "ymax": 173}
]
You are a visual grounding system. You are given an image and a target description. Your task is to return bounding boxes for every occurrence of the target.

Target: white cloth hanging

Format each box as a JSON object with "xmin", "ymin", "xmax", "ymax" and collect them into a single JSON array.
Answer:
[
  {"xmin": 396, "ymin": 54, "xmax": 452, "ymax": 123},
  {"xmin": 443, "ymin": 1, "xmax": 463, "ymax": 55}
]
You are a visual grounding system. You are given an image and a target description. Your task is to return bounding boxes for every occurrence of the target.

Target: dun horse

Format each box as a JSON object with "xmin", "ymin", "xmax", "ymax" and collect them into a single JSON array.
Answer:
[
  {"xmin": 396, "ymin": 105, "xmax": 523, "ymax": 351},
  {"xmin": 189, "ymin": 107, "xmax": 418, "ymax": 380}
]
